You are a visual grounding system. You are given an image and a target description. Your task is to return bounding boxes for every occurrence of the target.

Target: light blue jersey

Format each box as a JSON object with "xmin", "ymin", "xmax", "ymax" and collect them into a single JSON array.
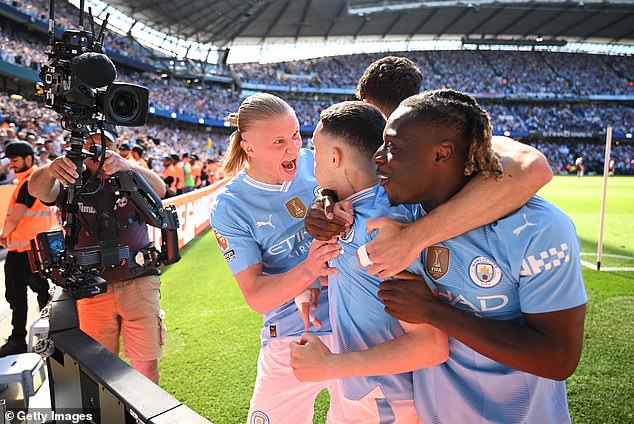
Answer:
[
  {"xmin": 328, "ymin": 183, "xmax": 424, "ymax": 402},
  {"xmin": 413, "ymin": 196, "xmax": 587, "ymax": 424},
  {"xmin": 210, "ymin": 149, "xmax": 331, "ymax": 346}
]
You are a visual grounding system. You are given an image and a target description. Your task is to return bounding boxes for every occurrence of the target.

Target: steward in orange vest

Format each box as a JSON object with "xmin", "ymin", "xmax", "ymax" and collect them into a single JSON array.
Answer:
[{"xmin": 0, "ymin": 141, "xmax": 58, "ymax": 357}]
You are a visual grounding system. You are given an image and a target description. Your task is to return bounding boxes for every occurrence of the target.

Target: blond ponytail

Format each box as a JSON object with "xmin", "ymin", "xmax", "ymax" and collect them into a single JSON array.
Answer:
[
  {"xmin": 222, "ymin": 128, "xmax": 249, "ymax": 178},
  {"xmin": 221, "ymin": 93, "xmax": 294, "ymax": 177}
]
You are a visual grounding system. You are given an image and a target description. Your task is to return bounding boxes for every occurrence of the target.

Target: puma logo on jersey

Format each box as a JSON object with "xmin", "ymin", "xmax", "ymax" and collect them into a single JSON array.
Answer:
[
  {"xmin": 256, "ymin": 214, "xmax": 275, "ymax": 228},
  {"xmin": 513, "ymin": 214, "xmax": 537, "ymax": 236}
]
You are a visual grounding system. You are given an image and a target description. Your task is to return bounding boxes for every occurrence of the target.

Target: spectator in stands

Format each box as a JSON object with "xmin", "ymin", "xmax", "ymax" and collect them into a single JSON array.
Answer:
[
  {"xmin": 119, "ymin": 142, "xmax": 133, "ymax": 161},
  {"xmin": 131, "ymin": 145, "xmax": 149, "ymax": 169},
  {"xmin": 171, "ymin": 153, "xmax": 185, "ymax": 195},
  {"xmin": 190, "ymin": 154, "xmax": 203, "ymax": 188},
  {"xmin": 162, "ymin": 155, "xmax": 177, "ymax": 193},
  {"xmin": 181, "ymin": 153, "xmax": 195, "ymax": 193}
]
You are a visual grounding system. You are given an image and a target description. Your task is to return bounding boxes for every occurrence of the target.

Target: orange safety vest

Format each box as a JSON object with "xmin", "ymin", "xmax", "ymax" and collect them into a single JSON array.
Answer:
[
  {"xmin": 6, "ymin": 166, "xmax": 59, "ymax": 252},
  {"xmin": 191, "ymin": 161, "xmax": 203, "ymax": 187},
  {"xmin": 175, "ymin": 162, "xmax": 185, "ymax": 189}
]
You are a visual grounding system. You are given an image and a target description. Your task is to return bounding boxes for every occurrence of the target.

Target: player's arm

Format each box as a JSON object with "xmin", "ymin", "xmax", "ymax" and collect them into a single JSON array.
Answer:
[
  {"xmin": 380, "ymin": 279, "xmax": 585, "ymax": 380},
  {"xmin": 365, "ymin": 137, "xmax": 553, "ymax": 279},
  {"xmin": 379, "ymin": 221, "xmax": 586, "ymax": 380},
  {"xmin": 234, "ymin": 239, "xmax": 340, "ymax": 314},
  {"xmin": 290, "ymin": 322, "xmax": 448, "ymax": 381}
]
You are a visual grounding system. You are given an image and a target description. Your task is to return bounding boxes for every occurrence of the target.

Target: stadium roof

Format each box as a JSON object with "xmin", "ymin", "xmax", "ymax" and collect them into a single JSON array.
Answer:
[{"xmin": 104, "ymin": 0, "xmax": 634, "ymax": 47}]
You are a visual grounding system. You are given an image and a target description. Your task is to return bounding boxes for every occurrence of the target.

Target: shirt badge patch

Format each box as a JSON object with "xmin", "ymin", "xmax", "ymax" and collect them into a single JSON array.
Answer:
[
  {"xmin": 469, "ymin": 256, "xmax": 502, "ymax": 288},
  {"xmin": 223, "ymin": 249, "xmax": 236, "ymax": 262},
  {"xmin": 250, "ymin": 411, "xmax": 270, "ymax": 424},
  {"xmin": 213, "ymin": 228, "xmax": 229, "ymax": 251},
  {"xmin": 426, "ymin": 246, "xmax": 450, "ymax": 280},
  {"xmin": 285, "ymin": 197, "xmax": 307, "ymax": 219}
]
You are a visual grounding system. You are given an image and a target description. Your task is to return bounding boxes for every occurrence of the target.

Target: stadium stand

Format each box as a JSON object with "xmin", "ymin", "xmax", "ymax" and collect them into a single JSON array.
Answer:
[{"xmin": 0, "ymin": 0, "xmax": 631, "ymax": 183}]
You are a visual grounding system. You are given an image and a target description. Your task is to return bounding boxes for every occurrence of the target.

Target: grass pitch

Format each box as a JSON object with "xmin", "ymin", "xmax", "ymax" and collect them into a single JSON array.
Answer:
[{"xmin": 159, "ymin": 175, "xmax": 633, "ymax": 423}]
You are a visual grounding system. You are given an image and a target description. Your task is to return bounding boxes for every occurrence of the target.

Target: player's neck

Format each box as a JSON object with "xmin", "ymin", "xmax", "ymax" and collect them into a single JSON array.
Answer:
[
  {"xmin": 421, "ymin": 171, "xmax": 469, "ymax": 212},
  {"xmin": 336, "ymin": 167, "xmax": 379, "ymax": 200}
]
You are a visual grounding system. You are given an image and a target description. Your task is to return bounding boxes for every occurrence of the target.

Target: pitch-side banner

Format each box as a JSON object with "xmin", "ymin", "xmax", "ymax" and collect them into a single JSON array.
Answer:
[{"xmin": 148, "ymin": 179, "xmax": 229, "ymax": 250}]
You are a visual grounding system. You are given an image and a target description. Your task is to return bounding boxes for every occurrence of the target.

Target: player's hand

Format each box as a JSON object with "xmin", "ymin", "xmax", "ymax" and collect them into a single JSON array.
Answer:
[
  {"xmin": 305, "ymin": 195, "xmax": 354, "ymax": 241},
  {"xmin": 365, "ymin": 217, "xmax": 419, "ymax": 279},
  {"xmin": 48, "ymin": 156, "xmax": 81, "ymax": 185},
  {"xmin": 378, "ymin": 271, "xmax": 438, "ymax": 324},
  {"xmin": 295, "ymin": 288, "xmax": 323, "ymax": 330},
  {"xmin": 0, "ymin": 235, "xmax": 7, "ymax": 248},
  {"xmin": 101, "ymin": 150, "xmax": 133, "ymax": 175},
  {"xmin": 302, "ymin": 239, "xmax": 340, "ymax": 281},
  {"xmin": 290, "ymin": 333, "xmax": 333, "ymax": 381}
]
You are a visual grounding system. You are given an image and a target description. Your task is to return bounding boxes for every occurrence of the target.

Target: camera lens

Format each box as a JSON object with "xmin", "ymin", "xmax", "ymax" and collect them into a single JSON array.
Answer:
[
  {"xmin": 111, "ymin": 92, "xmax": 136, "ymax": 118},
  {"xmin": 103, "ymin": 83, "xmax": 149, "ymax": 126}
]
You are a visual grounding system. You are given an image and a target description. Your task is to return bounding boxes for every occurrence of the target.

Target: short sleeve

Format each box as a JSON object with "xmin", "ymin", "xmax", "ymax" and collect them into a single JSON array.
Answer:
[
  {"xmin": 15, "ymin": 182, "xmax": 36, "ymax": 207},
  {"xmin": 210, "ymin": 195, "xmax": 262, "ymax": 275},
  {"xmin": 518, "ymin": 218, "xmax": 588, "ymax": 314}
]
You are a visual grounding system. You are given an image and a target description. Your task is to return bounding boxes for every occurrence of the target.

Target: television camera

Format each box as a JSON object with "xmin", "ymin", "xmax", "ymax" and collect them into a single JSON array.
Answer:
[{"xmin": 29, "ymin": 0, "xmax": 181, "ymax": 299}]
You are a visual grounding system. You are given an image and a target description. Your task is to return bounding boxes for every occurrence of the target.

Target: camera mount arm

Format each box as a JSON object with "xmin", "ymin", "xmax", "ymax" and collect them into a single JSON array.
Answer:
[{"xmin": 110, "ymin": 170, "xmax": 181, "ymax": 265}]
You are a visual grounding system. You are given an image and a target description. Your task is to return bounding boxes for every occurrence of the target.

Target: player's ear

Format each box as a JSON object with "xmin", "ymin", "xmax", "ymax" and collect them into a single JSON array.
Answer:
[
  {"xmin": 240, "ymin": 138, "xmax": 256, "ymax": 158},
  {"xmin": 434, "ymin": 141, "xmax": 454, "ymax": 164},
  {"xmin": 332, "ymin": 146, "xmax": 343, "ymax": 169}
]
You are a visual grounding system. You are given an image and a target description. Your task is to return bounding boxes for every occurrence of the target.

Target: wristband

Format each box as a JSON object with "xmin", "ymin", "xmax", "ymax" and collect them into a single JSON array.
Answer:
[{"xmin": 357, "ymin": 244, "xmax": 373, "ymax": 267}]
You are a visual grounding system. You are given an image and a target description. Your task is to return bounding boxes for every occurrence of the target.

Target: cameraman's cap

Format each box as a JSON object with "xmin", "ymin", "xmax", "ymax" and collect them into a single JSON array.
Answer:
[
  {"xmin": 88, "ymin": 123, "xmax": 118, "ymax": 144},
  {"xmin": 3, "ymin": 141, "xmax": 34, "ymax": 158}
]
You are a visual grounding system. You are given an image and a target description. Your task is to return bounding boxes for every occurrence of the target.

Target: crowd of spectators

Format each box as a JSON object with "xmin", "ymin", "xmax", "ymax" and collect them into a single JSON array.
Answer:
[
  {"xmin": 233, "ymin": 50, "xmax": 633, "ymax": 96},
  {"xmin": 485, "ymin": 103, "xmax": 634, "ymax": 135},
  {"xmin": 0, "ymin": 93, "xmax": 230, "ymax": 189},
  {"xmin": 0, "ymin": 28, "xmax": 47, "ymax": 70},
  {"xmin": 0, "ymin": 16, "xmax": 632, "ymax": 133},
  {"xmin": 530, "ymin": 141, "xmax": 633, "ymax": 175},
  {"xmin": 1, "ymin": 93, "xmax": 632, "ymax": 189},
  {"xmin": 0, "ymin": 0, "xmax": 147, "ymax": 62},
  {"xmin": 0, "ymin": 0, "xmax": 632, "ymax": 182}
]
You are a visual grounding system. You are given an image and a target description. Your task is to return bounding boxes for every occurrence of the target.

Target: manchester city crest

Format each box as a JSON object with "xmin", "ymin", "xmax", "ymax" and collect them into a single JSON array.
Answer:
[
  {"xmin": 469, "ymin": 256, "xmax": 502, "ymax": 288},
  {"xmin": 250, "ymin": 411, "xmax": 270, "ymax": 424}
]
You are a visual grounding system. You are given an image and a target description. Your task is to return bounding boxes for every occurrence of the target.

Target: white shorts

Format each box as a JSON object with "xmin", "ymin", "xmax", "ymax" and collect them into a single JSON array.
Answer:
[
  {"xmin": 248, "ymin": 335, "xmax": 343, "ymax": 424},
  {"xmin": 329, "ymin": 382, "xmax": 422, "ymax": 424}
]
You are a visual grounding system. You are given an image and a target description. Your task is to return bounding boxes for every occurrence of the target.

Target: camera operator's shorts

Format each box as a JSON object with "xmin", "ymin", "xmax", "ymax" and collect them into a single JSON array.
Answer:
[{"xmin": 76, "ymin": 275, "xmax": 165, "ymax": 360}]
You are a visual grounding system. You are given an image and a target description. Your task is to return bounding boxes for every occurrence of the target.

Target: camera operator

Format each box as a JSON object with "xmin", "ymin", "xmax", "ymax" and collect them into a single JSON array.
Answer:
[{"xmin": 28, "ymin": 127, "xmax": 167, "ymax": 383}]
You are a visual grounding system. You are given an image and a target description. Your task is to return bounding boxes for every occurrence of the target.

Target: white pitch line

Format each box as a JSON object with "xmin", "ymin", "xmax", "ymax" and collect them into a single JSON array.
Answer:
[
  {"xmin": 199, "ymin": 305, "xmax": 251, "ymax": 315},
  {"xmin": 580, "ymin": 259, "xmax": 634, "ymax": 272},
  {"xmin": 580, "ymin": 252, "xmax": 634, "ymax": 260}
]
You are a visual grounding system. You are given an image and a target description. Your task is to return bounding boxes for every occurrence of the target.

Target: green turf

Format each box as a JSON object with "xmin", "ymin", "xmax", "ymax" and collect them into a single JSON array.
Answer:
[{"xmin": 159, "ymin": 175, "xmax": 634, "ymax": 423}]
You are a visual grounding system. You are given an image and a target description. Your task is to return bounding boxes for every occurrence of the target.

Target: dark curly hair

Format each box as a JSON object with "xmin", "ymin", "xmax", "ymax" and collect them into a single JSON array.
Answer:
[
  {"xmin": 400, "ymin": 89, "xmax": 503, "ymax": 179},
  {"xmin": 356, "ymin": 56, "xmax": 422, "ymax": 116}
]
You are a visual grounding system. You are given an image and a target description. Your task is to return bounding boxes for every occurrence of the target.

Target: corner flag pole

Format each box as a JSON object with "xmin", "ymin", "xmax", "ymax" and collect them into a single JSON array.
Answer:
[{"xmin": 597, "ymin": 126, "xmax": 612, "ymax": 271}]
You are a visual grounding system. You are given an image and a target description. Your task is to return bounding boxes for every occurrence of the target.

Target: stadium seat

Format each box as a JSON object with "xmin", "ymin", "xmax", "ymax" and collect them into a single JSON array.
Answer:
[
  {"xmin": 0, "ymin": 353, "xmax": 46, "ymax": 408},
  {"xmin": 28, "ymin": 318, "xmax": 49, "ymax": 353}
]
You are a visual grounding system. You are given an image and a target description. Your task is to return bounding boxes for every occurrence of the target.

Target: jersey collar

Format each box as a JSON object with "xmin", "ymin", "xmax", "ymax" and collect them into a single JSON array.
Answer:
[
  {"xmin": 344, "ymin": 186, "xmax": 375, "ymax": 205},
  {"xmin": 243, "ymin": 172, "xmax": 292, "ymax": 192}
]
